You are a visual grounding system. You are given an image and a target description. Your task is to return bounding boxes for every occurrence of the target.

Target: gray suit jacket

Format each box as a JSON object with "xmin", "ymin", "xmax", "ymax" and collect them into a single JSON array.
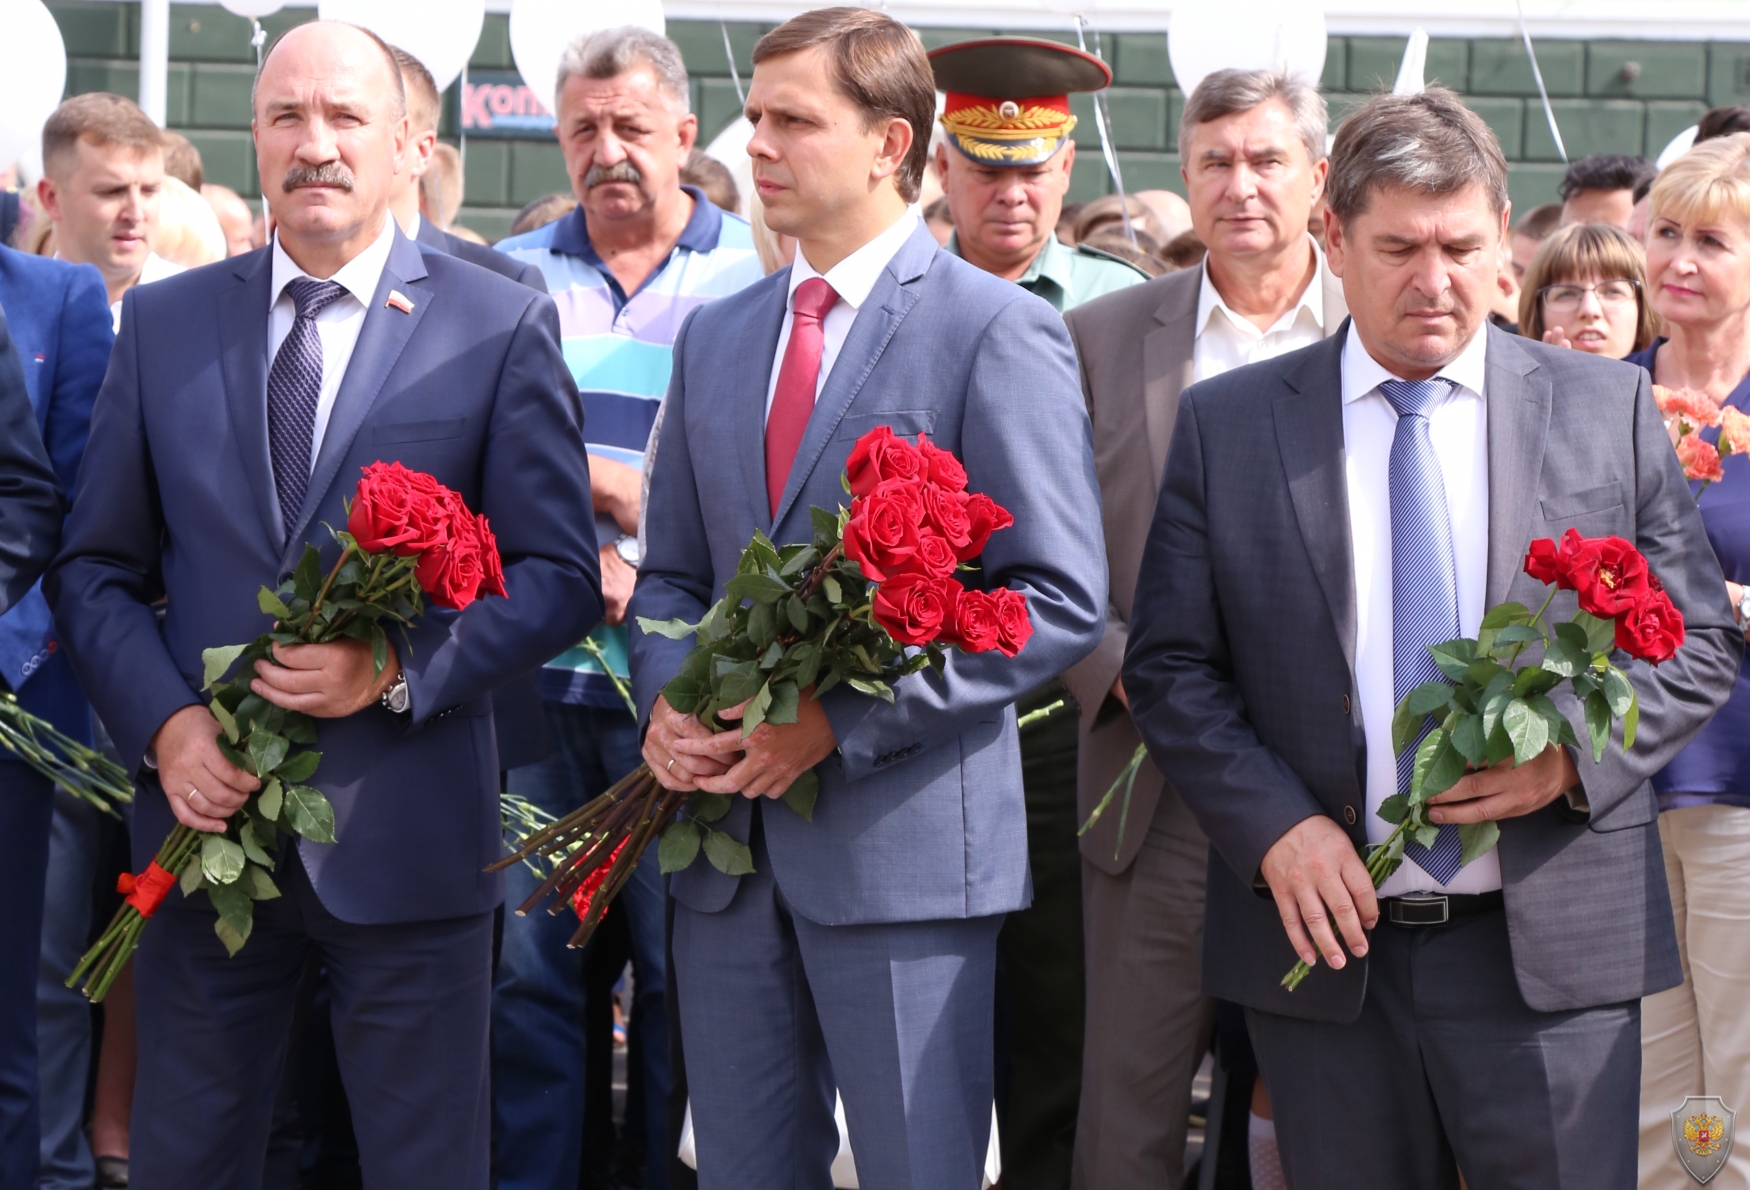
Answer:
[
  {"xmin": 1063, "ymin": 258, "xmax": 1347, "ymax": 873},
  {"xmin": 1122, "ymin": 322, "xmax": 1741, "ymax": 1021},
  {"xmin": 631, "ymin": 223, "xmax": 1107, "ymax": 926}
]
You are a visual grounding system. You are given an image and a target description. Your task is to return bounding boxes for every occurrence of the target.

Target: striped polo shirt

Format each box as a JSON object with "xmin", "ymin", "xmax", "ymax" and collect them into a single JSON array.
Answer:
[{"xmin": 498, "ymin": 186, "xmax": 764, "ymax": 708}]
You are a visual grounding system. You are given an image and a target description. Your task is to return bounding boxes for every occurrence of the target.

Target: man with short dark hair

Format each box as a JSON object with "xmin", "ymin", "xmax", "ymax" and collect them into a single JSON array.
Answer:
[
  {"xmin": 1559, "ymin": 152, "xmax": 1657, "ymax": 229},
  {"xmin": 634, "ymin": 9, "xmax": 1104, "ymax": 1186},
  {"xmin": 1124, "ymin": 86, "xmax": 1739, "ymax": 1187},
  {"xmin": 45, "ymin": 22, "xmax": 600, "ymax": 1187}
]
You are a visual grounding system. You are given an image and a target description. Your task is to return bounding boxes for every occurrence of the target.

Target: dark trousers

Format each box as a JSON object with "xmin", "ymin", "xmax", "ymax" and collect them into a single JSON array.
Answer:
[
  {"xmin": 1247, "ymin": 906, "xmax": 1641, "ymax": 1190},
  {"xmin": 129, "ymin": 847, "xmax": 495, "ymax": 1190},
  {"xmin": 0, "ymin": 762, "xmax": 53, "ymax": 1190},
  {"xmin": 996, "ymin": 680, "xmax": 1084, "ymax": 1190}
]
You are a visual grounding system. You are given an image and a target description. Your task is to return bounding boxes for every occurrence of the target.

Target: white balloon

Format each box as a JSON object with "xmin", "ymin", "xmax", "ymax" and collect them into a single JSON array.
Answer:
[
  {"xmin": 1657, "ymin": 125, "xmax": 1699, "ymax": 171},
  {"xmin": 510, "ymin": 0, "xmax": 665, "ymax": 118},
  {"xmin": 1168, "ymin": 0, "xmax": 1326, "ymax": 102},
  {"xmin": 219, "ymin": 0, "xmax": 285, "ymax": 17},
  {"xmin": 0, "ymin": 0, "xmax": 68, "ymax": 171},
  {"xmin": 317, "ymin": 0, "xmax": 486, "ymax": 92}
]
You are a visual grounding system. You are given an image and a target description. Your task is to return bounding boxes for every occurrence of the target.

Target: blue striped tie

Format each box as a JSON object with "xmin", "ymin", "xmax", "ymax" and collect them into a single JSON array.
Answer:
[
  {"xmin": 267, "ymin": 278, "xmax": 348, "ymax": 532},
  {"xmin": 1380, "ymin": 377, "xmax": 1465, "ymax": 885}
]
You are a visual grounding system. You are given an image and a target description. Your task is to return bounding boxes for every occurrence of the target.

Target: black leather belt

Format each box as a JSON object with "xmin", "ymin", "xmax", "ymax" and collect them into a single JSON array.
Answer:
[{"xmin": 1383, "ymin": 890, "xmax": 1504, "ymax": 927}]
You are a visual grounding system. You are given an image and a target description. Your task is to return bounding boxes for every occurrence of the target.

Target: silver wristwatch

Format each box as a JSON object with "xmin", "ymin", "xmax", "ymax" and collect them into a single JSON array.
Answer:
[
  {"xmin": 614, "ymin": 533, "xmax": 641, "ymax": 569},
  {"xmin": 1738, "ymin": 587, "xmax": 1750, "ymax": 628},
  {"xmin": 381, "ymin": 672, "xmax": 410, "ymax": 714}
]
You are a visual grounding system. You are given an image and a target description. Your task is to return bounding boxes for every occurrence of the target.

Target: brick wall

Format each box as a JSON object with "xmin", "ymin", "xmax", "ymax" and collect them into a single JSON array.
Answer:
[{"xmin": 46, "ymin": 3, "xmax": 1750, "ymax": 241}]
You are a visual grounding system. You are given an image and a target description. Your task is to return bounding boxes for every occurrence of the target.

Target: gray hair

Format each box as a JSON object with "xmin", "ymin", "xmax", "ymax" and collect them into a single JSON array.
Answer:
[
  {"xmin": 1325, "ymin": 87, "xmax": 1508, "ymax": 224},
  {"xmin": 554, "ymin": 26, "xmax": 690, "ymax": 117},
  {"xmin": 1178, "ymin": 69, "xmax": 1327, "ymax": 165}
]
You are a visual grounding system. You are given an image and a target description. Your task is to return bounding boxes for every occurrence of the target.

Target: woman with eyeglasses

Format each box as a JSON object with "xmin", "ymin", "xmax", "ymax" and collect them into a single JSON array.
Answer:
[
  {"xmin": 1627, "ymin": 132, "xmax": 1750, "ymax": 1190},
  {"xmin": 1516, "ymin": 221, "xmax": 1658, "ymax": 358}
]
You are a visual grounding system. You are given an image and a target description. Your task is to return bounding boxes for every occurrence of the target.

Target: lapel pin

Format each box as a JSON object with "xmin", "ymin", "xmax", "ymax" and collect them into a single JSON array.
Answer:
[{"xmin": 386, "ymin": 290, "xmax": 415, "ymax": 314}]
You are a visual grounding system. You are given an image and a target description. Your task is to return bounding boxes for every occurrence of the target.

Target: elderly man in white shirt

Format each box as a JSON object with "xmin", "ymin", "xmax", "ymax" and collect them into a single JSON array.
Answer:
[{"xmin": 1059, "ymin": 67, "xmax": 1346, "ymax": 1190}]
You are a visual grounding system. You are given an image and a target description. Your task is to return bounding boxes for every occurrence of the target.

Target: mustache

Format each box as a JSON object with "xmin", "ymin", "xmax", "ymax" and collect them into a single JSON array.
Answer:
[
  {"xmin": 584, "ymin": 161, "xmax": 643, "ymax": 188},
  {"xmin": 282, "ymin": 162, "xmax": 354, "ymax": 192}
]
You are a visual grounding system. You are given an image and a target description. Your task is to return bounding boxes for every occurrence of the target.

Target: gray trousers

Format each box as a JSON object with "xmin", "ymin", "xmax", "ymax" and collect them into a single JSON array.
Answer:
[
  {"xmin": 1247, "ymin": 907, "xmax": 1640, "ymax": 1190},
  {"xmin": 673, "ymin": 808, "xmax": 1001, "ymax": 1190},
  {"xmin": 1072, "ymin": 788, "xmax": 1213, "ymax": 1190}
]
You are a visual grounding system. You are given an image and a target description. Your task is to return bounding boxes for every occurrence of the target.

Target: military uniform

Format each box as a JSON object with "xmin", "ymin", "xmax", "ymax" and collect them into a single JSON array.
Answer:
[{"xmin": 930, "ymin": 38, "xmax": 1145, "ymax": 1190}]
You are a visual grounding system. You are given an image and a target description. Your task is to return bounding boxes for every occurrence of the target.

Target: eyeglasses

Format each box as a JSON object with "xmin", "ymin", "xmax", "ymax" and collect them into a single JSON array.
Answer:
[{"xmin": 1538, "ymin": 280, "xmax": 1641, "ymax": 312}]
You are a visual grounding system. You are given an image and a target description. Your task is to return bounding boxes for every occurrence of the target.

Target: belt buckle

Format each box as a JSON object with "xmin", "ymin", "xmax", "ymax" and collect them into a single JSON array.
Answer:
[{"xmin": 1389, "ymin": 894, "xmax": 1449, "ymax": 927}]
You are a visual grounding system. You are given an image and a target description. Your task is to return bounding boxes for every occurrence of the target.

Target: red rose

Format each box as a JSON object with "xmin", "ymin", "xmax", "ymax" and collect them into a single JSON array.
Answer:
[
  {"xmin": 1523, "ymin": 537, "xmax": 1564, "ymax": 588},
  {"xmin": 415, "ymin": 492, "xmax": 486, "ymax": 609},
  {"xmin": 841, "ymin": 488, "xmax": 922, "ymax": 582},
  {"xmin": 871, "ymin": 572, "xmax": 959, "ymax": 646},
  {"xmin": 1615, "ymin": 589, "xmax": 1685, "ymax": 664},
  {"xmin": 943, "ymin": 588, "xmax": 1002, "ymax": 652},
  {"xmin": 476, "ymin": 513, "xmax": 507, "ymax": 599},
  {"xmin": 845, "ymin": 426, "xmax": 926, "ymax": 498},
  {"xmin": 1564, "ymin": 532, "xmax": 1652, "ymax": 617},
  {"xmin": 922, "ymin": 485, "xmax": 972, "ymax": 550},
  {"xmin": 899, "ymin": 530, "xmax": 960, "ymax": 580},
  {"xmin": 991, "ymin": 587, "xmax": 1032, "ymax": 657},
  {"xmin": 348, "ymin": 463, "xmax": 423, "ymax": 554},
  {"xmin": 916, "ymin": 435, "xmax": 968, "ymax": 492},
  {"xmin": 958, "ymin": 492, "xmax": 1016, "ymax": 561}
]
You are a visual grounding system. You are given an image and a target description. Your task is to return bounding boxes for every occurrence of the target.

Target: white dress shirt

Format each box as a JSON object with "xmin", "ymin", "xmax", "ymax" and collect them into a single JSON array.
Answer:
[
  {"xmin": 764, "ymin": 210, "xmax": 921, "ymax": 420},
  {"xmin": 1341, "ymin": 323, "xmax": 1497, "ymax": 896},
  {"xmin": 101, "ymin": 252, "xmax": 186, "ymax": 333},
  {"xmin": 268, "ymin": 214, "xmax": 397, "ymax": 467},
  {"xmin": 1190, "ymin": 236, "xmax": 1327, "ymax": 385}
]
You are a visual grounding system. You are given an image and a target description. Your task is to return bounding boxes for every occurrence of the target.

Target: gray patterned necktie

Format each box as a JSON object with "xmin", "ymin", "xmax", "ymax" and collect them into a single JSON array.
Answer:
[
  {"xmin": 268, "ymin": 277, "xmax": 349, "ymax": 530},
  {"xmin": 1379, "ymin": 377, "xmax": 1466, "ymax": 885}
]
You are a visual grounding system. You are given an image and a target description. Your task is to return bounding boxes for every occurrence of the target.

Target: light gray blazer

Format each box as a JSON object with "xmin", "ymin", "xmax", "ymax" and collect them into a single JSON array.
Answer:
[
  {"xmin": 1123, "ymin": 322, "xmax": 1741, "ymax": 1021},
  {"xmin": 631, "ymin": 223, "xmax": 1107, "ymax": 926}
]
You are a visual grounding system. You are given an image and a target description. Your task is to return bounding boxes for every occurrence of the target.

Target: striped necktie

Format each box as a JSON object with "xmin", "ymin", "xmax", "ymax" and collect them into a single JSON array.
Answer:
[
  {"xmin": 267, "ymin": 277, "xmax": 348, "ymax": 531},
  {"xmin": 1380, "ymin": 377, "xmax": 1465, "ymax": 885}
]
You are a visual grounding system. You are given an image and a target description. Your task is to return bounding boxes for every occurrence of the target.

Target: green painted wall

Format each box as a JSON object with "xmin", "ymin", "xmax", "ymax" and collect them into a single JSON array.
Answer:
[{"xmin": 45, "ymin": 3, "xmax": 1750, "ymax": 241}]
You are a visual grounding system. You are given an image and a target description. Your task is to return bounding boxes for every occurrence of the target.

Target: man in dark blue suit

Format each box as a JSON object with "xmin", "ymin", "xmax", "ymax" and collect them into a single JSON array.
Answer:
[
  {"xmin": 44, "ymin": 22, "xmax": 600, "ymax": 1189},
  {"xmin": 0, "ymin": 243, "xmax": 114, "ymax": 1190},
  {"xmin": 0, "ymin": 286, "xmax": 81, "ymax": 1185}
]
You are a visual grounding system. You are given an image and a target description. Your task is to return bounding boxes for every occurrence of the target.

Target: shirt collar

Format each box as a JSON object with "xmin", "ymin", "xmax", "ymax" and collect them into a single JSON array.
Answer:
[
  {"xmin": 548, "ymin": 185, "xmax": 722, "ymax": 262},
  {"xmin": 1196, "ymin": 234, "xmax": 1325, "ymax": 341},
  {"xmin": 944, "ymin": 230, "xmax": 1070, "ymax": 300},
  {"xmin": 789, "ymin": 209, "xmax": 920, "ymax": 313},
  {"xmin": 1340, "ymin": 318, "xmax": 1491, "ymax": 406},
  {"xmin": 270, "ymin": 213, "xmax": 397, "ymax": 311}
]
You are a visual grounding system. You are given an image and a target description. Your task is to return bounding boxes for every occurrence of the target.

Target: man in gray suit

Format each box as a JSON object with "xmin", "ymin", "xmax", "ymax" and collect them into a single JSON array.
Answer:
[
  {"xmin": 1062, "ymin": 68, "xmax": 1344, "ymax": 1189},
  {"xmin": 631, "ymin": 9, "xmax": 1104, "ymax": 1188},
  {"xmin": 1123, "ymin": 88, "xmax": 1741, "ymax": 1187}
]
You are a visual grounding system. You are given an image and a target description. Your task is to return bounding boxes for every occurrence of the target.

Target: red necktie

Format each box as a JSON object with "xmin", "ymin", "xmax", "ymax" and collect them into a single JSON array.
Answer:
[{"xmin": 765, "ymin": 277, "xmax": 840, "ymax": 517}]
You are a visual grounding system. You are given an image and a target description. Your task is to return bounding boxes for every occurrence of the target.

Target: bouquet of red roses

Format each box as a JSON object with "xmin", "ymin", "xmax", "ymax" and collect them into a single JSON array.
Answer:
[
  {"xmin": 1280, "ymin": 529, "xmax": 1683, "ymax": 990},
  {"xmin": 495, "ymin": 425, "xmax": 1032, "ymax": 949},
  {"xmin": 68, "ymin": 463, "xmax": 505, "ymax": 1001}
]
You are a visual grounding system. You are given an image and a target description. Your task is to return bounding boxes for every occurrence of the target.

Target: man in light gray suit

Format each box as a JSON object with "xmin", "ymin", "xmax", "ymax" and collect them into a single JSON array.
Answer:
[
  {"xmin": 1062, "ymin": 68, "xmax": 1345, "ymax": 1189},
  {"xmin": 1123, "ymin": 88, "xmax": 1741, "ymax": 1187},
  {"xmin": 630, "ymin": 9, "xmax": 1104, "ymax": 1188}
]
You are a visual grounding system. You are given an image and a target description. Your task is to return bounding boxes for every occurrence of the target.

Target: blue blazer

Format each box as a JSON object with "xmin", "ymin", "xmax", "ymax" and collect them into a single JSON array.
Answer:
[
  {"xmin": 0, "ymin": 302, "xmax": 64, "ymax": 628},
  {"xmin": 45, "ymin": 228, "xmax": 603, "ymax": 924},
  {"xmin": 631, "ymin": 222, "xmax": 1107, "ymax": 925},
  {"xmin": 0, "ymin": 246, "xmax": 114, "ymax": 744}
]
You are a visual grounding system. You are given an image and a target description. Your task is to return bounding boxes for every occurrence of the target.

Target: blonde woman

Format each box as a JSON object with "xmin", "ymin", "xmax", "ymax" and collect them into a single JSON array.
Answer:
[
  {"xmin": 1630, "ymin": 131, "xmax": 1750, "ymax": 1190},
  {"xmin": 1516, "ymin": 222, "xmax": 1659, "ymax": 358}
]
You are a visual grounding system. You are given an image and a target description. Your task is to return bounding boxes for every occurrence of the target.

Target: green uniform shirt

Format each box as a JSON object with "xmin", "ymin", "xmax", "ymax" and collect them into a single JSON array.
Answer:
[{"xmin": 947, "ymin": 230, "xmax": 1147, "ymax": 313}]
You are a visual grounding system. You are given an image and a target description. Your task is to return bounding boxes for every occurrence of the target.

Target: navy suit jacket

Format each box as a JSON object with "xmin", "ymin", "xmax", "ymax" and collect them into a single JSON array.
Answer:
[
  {"xmin": 46, "ymin": 227, "xmax": 602, "ymax": 924},
  {"xmin": 0, "ymin": 304, "xmax": 64, "ymax": 624},
  {"xmin": 0, "ymin": 246, "xmax": 113, "ymax": 744},
  {"xmin": 632, "ymin": 222, "xmax": 1106, "ymax": 925},
  {"xmin": 412, "ymin": 217, "xmax": 554, "ymax": 769}
]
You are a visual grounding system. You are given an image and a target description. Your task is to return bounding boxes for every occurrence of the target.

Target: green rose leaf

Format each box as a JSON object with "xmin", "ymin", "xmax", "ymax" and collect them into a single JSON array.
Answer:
[
  {"xmin": 658, "ymin": 820, "xmax": 703, "ymax": 873},
  {"xmin": 1458, "ymin": 821, "xmax": 1500, "ymax": 867},
  {"xmin": 1585, "ymin": 689, "xmax": 1612, "ymax": 762},
  {"xmin": 1553, "ymin": 620, "xmax": 1592, "ymax": 655},
  {"xmin": 244, "ymin": 863, "xmax": 281, "ymax": 900},
  {"xmin": 285, "ymin": 784, "xmax": 336, "ymax": 843},
  {"xmin": 258, "ymin": 588, "xmax": 293, "ymax": 620},
  {"xmin": 201, "ymin": 643, "xmax": 250, "ymax": 691},
  {"xmin": 239, "ymin": 820, "xmax": 275, "ymax": 866},
  {"xmin": 1478, "ymin": 672, "xmax": 1515, "ymax": 737},
  {"xmin": 748, "ymin": 600, "xmax": 777, "ymax": 651},
  {"xmin": 274, "ymin": 749, "xmax": 321, "ymax": 784},
  {"xmin": 292, "ymin": 547, "xmax": 323, "ymax": 604},
  {"xmin": 1502, "ymin": 697, "xmax": 1550, "ymax": 766},
  {"xmin": 822, "ymin": 574, "xmax": 843, "ymax": 605},
  {"xmin": 1574, "ymin": 610, "xmax": 1616, "ymax": 654},
  {"xmin": 715, "ymin": 658, "xmax": 764, "ymax": 708},
  {"xmin": 786, "ymin": 595, "xmax": 811, "ymax": 635},
  {"xmin": 206, "ymin": 880, "xmax": 254, "ymax": 956},
  {"xmin": 1491, "ymin": 625, "xmax": 1544, "ymax": 647},
  {"xmin": 201, "ymin": 833, "xmax": 246, "ymax": 886},
  {"xmin": 636, "ymin": 616, "xmax": 701, "ymax": 641},
  {"xmin": 1481, "ymin": 602, "xmax": 1532, "ymax": 630},
  {"xmin": 1407, "ymin": 681, "xmax": 1456, "ymax": 717},
  {"xmin": 209, "ymin": 697, "xmax": 241, "ymax": 745},
  {"xmin": 1428, "ymin": 639, "xmax": 1477, "ymax": 682},
  {"xmin": 1413, "ymin": 821, "xmax": 1441, "ymax": 849},
  {"xmin": 1450, "ymin": 712, "xmax": 1488, "ymax": 766},
  {"xmin": 258, "ymin": 776, "xmax": 284, "ymax": 821},
  {"xmin": 1511, "ymin": 667, "xmax": 1562, "ymax": 699},
  {"xmin": 726, "ymin": 573, "xmax": 790, "ymax": 605},
  {"xmin": 702, "ymin": 829, "xmax": 756, "ymax": 876},
  {"xmin": 781, "ymin": 768, "xmax": 819, "ymax": 822},
  {"xmin": 1602, "ymin": 666, "xmax": 1635, "ymax": 717},
  {"xmin": 1485, "ymin": 722, "xmax": 1517, "ymax": 766},
  {"xmin": 846, "ymin": 676, "xmax": 895, "ymax": 703},
  {"xmin": 1411, "ymin": 728, "xmax": 1465, "ymax": 801},
  {"xmin": 179, "ymin": 852, "xmax": 205, "ymax": 896},
  {"xmin": 779, "ymin": 546, "xmax": 818, "ymax": 578},
  {"xmin": 1623, "ymin": 687, "xmax": 1640, "ymax": 751},
  {"xmin": 247, "ymin": 728, "xmax": 289, "ymax": 778},
  {"xmin": 1376, "ymin": 793, "xmax": 1411, "ymax": 825},
  {"xmin": 740, "ymin": 681, "xmax": 774, "ymax": 736},
  {"xmin": 1541, "ymin": 636, "xmax": 1587, "ymax": 678},
  {"xmin": 766, "ymin": 680, "xmax": 801, "ymax": 726},
  {"xmin": 689, "ymin": 792, "xmax": 734, "ymax": 824}
]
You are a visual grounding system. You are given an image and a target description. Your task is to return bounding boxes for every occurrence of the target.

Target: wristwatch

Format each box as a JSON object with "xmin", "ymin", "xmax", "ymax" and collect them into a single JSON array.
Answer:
[
  {"xmin": 380, "ymin": 671, "xmax": 410, "ymax": 714},
  {"xmin": 614, "ymin": 533, "xmax": 641, "ymax": 570},
  {"xmin": 1738, "ymin": 587, "xmax": 1750, "ymax": 628}
]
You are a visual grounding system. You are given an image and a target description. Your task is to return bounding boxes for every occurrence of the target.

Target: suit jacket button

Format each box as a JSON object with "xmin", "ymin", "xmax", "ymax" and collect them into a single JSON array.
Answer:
[
  {"xmin": 1343, "ymin": 804, "xmax": 1358, "ymax": 826},
  {"xmin": 1342, "ymin": 694, "xmax": 1351, "ymax": 715}
]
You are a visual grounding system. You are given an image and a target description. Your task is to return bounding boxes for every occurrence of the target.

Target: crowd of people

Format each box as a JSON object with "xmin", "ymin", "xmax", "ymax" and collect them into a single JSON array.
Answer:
[{"xmin": 0, "ymin": 8, "xmax": 1748, "ymax": 1190}]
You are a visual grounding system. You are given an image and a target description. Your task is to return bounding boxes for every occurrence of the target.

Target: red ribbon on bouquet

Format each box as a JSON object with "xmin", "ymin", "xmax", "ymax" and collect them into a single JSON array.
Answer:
[
  {"xmin": 117, "ymin": 861, "xmax": 179, "ymax": 919},
  {"xmin": 570, "ymin": 839, "xmax": 627, "ymax": 921}
]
